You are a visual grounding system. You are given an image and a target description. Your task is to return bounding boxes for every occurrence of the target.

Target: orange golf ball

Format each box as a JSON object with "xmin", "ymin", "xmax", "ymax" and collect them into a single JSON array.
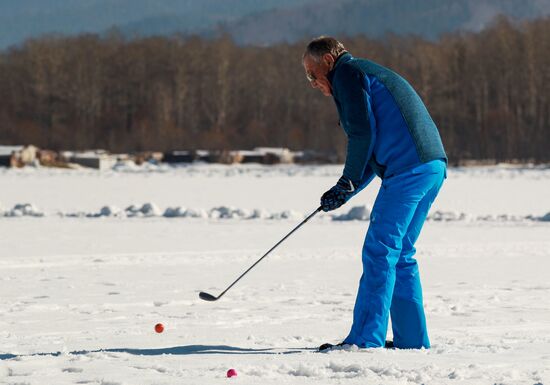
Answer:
[{"xmin": 154, "ymin": 323, "xmax": 164, "ymax": 333}]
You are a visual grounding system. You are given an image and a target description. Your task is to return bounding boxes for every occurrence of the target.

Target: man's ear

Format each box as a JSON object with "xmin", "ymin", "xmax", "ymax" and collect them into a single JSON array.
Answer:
[{"xmin": 323, "ymin": 53, "xmax": 335, "ymax": 69}]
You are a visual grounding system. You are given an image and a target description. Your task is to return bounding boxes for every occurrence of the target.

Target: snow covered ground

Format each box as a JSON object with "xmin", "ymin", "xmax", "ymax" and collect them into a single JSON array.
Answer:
[{"xmin": 0, "ymin": 163, "xmax": 549, "ymax": 384}]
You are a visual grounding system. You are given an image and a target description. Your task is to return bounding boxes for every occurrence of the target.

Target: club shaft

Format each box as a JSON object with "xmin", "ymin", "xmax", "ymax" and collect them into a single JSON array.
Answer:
[{"xmin": 215, "ymin": 206, "xmax": 322, "ymax": 300}]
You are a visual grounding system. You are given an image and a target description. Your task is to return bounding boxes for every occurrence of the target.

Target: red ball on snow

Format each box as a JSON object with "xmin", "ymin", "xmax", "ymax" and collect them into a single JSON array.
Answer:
[
  {"xmin": 154, "ymin": 323, "xmax": 164, "ymax": 333},
  {"xmin": 226, "ymin": 368, "xmax": 238, "ymax": 378}
]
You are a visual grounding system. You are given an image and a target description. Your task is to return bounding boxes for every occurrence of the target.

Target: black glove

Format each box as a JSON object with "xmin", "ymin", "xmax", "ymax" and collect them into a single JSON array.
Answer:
[{"xmin": 320, "ymin": 176, "xmax": 357, "ymax": 212}]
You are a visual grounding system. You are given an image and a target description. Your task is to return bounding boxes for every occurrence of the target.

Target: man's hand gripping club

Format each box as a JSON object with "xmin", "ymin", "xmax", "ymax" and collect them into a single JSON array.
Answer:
[{"xmin": 320, "ymin": 175, "xmax": 357, "ymax": 212}]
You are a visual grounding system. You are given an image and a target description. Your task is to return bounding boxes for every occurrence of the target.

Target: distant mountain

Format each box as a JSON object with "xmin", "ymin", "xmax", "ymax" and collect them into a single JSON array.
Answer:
[
  {"xmin": 1, "ymin": 0, "xmax": 549, "ymax": 49},
  {"xmin": 221, "ymin": 0, "xmax": 550, "ymax": 44},
  {"xmin": 0, "ymin": 0, "xmax": 314, "ymax": 49}
]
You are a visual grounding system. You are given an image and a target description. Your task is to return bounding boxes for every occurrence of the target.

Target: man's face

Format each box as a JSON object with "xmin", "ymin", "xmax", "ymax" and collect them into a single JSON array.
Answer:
[{"xmin": 303, "ymin": 54, "xmax": 334, "ymax": 97}]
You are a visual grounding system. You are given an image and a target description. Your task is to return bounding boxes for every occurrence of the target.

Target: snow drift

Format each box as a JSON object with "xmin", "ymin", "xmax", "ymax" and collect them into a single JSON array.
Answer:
[{"xmin": 1, "ymin": 201, "xmax": 549, "ymax": 223}]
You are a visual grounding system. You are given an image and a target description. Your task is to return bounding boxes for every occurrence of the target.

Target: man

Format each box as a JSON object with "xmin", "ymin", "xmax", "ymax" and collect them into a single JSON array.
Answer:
[{"xmin": 303, "ymin": 36, "xmax": 447, "ymax": 351}]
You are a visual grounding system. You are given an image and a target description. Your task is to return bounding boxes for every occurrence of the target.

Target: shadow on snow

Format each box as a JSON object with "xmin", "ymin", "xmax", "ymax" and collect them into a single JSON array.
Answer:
[{"xmin": 0, "ymin": 344, "xmax": 313, "ymax": 360}]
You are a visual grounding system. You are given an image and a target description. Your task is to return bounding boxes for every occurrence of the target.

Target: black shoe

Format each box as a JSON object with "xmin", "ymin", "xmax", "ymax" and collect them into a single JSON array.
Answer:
[
  {"xmin": 318, "ymin": 342, "xmax": 349, "ymax": 352},
  {"xmin": 319, "ymin": 340, "xmax": 394, "ymax": 351}
]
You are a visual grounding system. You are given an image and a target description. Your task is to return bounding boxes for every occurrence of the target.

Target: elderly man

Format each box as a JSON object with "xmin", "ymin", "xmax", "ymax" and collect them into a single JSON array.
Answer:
[{"xmin": 303, "ymin": 36, "xmax": 447, "ymax": 351}]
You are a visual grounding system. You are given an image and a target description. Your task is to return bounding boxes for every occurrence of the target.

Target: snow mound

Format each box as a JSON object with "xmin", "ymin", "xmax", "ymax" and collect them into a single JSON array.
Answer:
[
  {"xmin": 477, "ymin": 213, "xmax": 531, "ymax": 222},
  {"xmin": 83, "ymin": 203, "xmax": 164, "ymax": 218},
  {"xmin": 140, "ymin": 203, "xmax": 162, "ymax": 217},
  {"xmin": 428, "ymin": 210, "xmax": 468, "ymax": 222},
  {"xmin": 205, "ymin": 207, "xmax": 304, "ymax": 220},
  {"xmin": 249, "ymin": 208, "xmax": 272, "ymax": 219},
  {"xmin": 163, "ymin": 207, "xmax": 209, "ymax": 218},
  {"xmin": 270, "ymin": 210, "xmax": 304, "ymax": 220},
  {"xmin": 428, "ymin": 211, "xmax": 550, "ymax": 222},
  {"xmin": 163, "ymin": 206, "xmax": 305, "ymax": 220},
  {"xmin": 292, "ymin": 363, "xmax": 324, "ymax": 377},
  {"xmin": 331, "ymin": 207, "xmax": 550, "ymax": 223},
  {"xmin": 210, "ymin": 206, "xmax": 251, "ymax": 219},
  {"xmin": 79, "ymin": 204, "xmax": 305, "ymax": 220},
  {"xmin": 333, "ymin": 205, "xmax": 371, "ymax": 221},
  {"xmin": 1, "ymin": 202, "xmax": 549, "ymax": 223},
  {"xmin": 125, "ymin": 203, "xmax": 162, "ymax": 217},
  {"xmin": 95, "ymin": 206, "xmax": 124, "ymax": 218},
  {"xmin": 1, "ymin": 203, "xmax": 44, "ymax": 217},
  {"xmin": 163, "ymin": 206, "xmax": 185, "ymax": 218},
  {"xmin": 182, "ymin": 208, "xmax": 210, "ymax": 218}
]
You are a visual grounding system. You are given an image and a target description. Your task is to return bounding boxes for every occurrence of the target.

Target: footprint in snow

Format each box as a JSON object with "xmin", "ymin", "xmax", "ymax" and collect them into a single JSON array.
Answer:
[{"xmin": 62, "ymin": 367, "xmax": 84, "ymax": 373}]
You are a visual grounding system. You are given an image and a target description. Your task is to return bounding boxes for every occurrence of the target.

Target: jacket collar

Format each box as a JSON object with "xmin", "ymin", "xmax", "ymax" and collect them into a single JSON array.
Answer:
[{"xmin": 327, "ymin": 52, "xmax": 353, "ymax": 84}]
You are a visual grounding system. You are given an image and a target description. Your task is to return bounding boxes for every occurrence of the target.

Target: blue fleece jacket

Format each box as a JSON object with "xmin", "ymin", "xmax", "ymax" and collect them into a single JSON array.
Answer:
[{"xmin": 327, "ymin": 53, "xmax": 447, "ymax": 190}]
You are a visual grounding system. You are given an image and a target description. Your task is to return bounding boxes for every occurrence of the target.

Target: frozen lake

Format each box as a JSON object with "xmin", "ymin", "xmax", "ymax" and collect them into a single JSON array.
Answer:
[{"xmin": 0, "ymin": 164, "xmax": 549, "ymax": 384}]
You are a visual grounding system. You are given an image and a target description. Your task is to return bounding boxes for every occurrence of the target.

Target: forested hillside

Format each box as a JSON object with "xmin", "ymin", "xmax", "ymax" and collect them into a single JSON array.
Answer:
[{"xmin": 0, "ymin": 17, "xmax": 549, "ymax": 163}]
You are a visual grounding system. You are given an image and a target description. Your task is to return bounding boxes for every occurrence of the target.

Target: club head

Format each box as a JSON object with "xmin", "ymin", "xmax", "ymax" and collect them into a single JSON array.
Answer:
[{"xmin": 199, "ymin": 291, "xmax": 218, "ymax": 301}]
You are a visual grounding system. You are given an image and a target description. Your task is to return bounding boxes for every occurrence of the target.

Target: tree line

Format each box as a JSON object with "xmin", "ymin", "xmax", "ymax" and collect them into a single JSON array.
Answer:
[{"xmin": 0, "ymin": 16, "xmax": 549, "ymax": 164}]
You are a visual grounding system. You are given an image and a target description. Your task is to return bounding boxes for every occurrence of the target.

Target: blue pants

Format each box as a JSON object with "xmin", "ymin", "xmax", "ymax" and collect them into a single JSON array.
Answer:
[{"xmin": 344, "ymin": 160, "xmax": 446, "ymax": 349}]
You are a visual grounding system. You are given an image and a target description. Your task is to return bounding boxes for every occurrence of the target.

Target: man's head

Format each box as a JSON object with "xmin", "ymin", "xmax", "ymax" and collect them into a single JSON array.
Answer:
[{"xmin": 302, "ymin": 36, "xmax": 347, "ymax": 96}]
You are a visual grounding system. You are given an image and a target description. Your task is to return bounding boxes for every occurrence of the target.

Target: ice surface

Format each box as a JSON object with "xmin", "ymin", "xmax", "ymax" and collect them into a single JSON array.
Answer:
[
  {"xmin": 0, "ymin": 164, "xmax": 549, "ymax": 384},
  {"xmin": 1, "ymin": 163, "xmax": 549, "ymax": 219}
]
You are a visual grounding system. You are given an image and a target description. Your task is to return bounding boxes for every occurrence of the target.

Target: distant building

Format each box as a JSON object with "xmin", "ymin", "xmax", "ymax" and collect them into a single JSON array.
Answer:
[
  {"xmin": 163, "ymin": 147, "xmax": 296, "ymax": 165},
  {"xmin": 293, "ymin": 150, "xmax": 339, "ymax": 164},
  {"xmin": 0, "ymin": 146, "xmax": 23, "ymax": 167},
  {"xmin": 163, "ymin": 150, "xmax": 211, "ymax": 164},
  {"xmin": 253, "ymin": 147, "xmax": 294, "ymax": 163},
  {"xmin": 68, "ymin": 151, "xmax": 118, "ymax": 170},
  {"xmin": 0, "ymin": 145, "xmax": 38, "ymax": 167}
]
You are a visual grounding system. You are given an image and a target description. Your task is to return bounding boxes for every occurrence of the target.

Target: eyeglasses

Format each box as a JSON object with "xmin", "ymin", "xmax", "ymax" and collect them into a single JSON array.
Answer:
[{"xmin": 306, "ymin": 71, "xmax": 316, "ymax": 82}]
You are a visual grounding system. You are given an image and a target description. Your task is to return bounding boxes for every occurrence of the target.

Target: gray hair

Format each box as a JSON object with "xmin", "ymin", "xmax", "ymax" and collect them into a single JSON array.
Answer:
[{"xmin": 303, "ymin": 36, "xmax": 347, "ymax": 62}]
